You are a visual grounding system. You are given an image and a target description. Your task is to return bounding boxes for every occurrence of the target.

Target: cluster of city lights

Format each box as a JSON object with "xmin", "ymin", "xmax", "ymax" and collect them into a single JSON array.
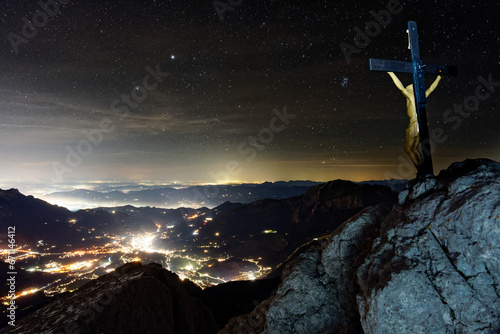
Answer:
[{"xmin": 0, "ymin": 228, "xmax": 273, "ymax": 304}]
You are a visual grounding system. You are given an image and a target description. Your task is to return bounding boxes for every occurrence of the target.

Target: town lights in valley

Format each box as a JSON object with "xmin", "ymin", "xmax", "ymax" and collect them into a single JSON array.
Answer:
[{"xmin": 129, "ymin": 234, "xmax": 156, "ymax": 252}]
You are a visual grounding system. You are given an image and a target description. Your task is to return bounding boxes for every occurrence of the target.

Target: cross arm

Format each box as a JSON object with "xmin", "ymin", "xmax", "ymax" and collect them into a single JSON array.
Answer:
[{"xmin": 369, "ymin": 59, "xmax": 457, "ymax": 76}]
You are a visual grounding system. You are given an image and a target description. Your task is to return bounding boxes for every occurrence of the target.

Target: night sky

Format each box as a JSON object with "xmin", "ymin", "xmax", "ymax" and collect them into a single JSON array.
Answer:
[{"xmin": 1, "ymin": 0, "xmax": 499, "ymax": 190}]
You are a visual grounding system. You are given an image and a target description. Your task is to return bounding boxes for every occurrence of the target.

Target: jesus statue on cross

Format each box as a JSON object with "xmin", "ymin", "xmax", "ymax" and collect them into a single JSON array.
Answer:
[
  {"xmin": 387, "ymin": 72, "xmax": 442, "ymax": 167},
  {"xmin": 369, "ymin": 21, "xmax": 456, "ymax": 177}
]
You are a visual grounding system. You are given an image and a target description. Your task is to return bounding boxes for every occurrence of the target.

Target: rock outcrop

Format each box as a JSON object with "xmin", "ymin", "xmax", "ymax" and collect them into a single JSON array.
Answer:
[
  {"xmin": 357, "ymin": 158, "xmax": 500, "ymax": 333},
  {"xmin": 219, "ymin": 158, "xmax": 500, "ymax": 333},
  {"xmin": 7, "ymin": 262, "xmax": 217, "ymax": 334}
]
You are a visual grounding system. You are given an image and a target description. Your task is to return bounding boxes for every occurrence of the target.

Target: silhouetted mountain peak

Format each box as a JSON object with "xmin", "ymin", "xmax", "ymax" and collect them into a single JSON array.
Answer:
[
  {"xmin": 213, "ymin": 201, "xmax": 244, "ymax": 213},
  {"xmin": 0, "ymin": 188, "xmax": 21, "ymax": 198}
]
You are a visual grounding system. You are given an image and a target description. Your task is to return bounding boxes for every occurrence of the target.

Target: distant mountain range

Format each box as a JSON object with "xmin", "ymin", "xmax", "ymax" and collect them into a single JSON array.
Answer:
[
  {"xmin": 0, "ymin": 179, "xmax": 401, "ymax": 258},
  {"xmin": 196, "ymin": 180, "xmax": 398, "ymax": 267},
  {"xmin": 41, "ymin": 181, "xmax": 322, "ymax": 210},
  {"xmin": 41, "ymin": 180, "xmax": 407, "ymax": 210}
]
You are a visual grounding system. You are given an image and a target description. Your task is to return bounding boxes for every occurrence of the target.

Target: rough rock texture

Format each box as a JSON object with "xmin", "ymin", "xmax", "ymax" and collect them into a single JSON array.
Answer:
[
  {"xmin": 357, "ymin": 159, "xmax": 500, "ymax": 333},
  {"xmin": 220, "ymin": 295, "xmax": 274, "ymax": 334},
  {"xmin": 219, "ymin": 204, "xmax": 392, "ymax": 334},
  {"xmin": 265, "ymin": 205, "xmax": 392, "ymax": 334},
  {"xmin": 7, "ymin": 262, "xmax": 217, "ymax": 334},
  {"xmin": 220, "ymin": 158, "xmax": 500, "ymax": 334}
]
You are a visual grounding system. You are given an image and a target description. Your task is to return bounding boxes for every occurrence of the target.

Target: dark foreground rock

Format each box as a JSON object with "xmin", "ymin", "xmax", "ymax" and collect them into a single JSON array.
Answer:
[
  {"xmin": 201, "ymin": 278, "xmax": 281, "ymax": 329},
  {"xmin": 5, "ymin": 262, "xmax": 217, "ymax": 334},
  {"xmin": 219, "ymin": 159, "xmax": 500, "ymax": 333}
]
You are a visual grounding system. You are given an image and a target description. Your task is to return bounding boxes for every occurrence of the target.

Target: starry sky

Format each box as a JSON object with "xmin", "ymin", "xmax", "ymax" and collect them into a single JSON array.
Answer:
[{"xmin": 0, "ymin": 0, "xmax": 499, "ymax": 190}]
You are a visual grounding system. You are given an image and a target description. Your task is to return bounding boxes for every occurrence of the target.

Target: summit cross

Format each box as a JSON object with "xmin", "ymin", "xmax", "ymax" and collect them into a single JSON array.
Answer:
[{"xmin": 369, "ymin": 21, "xmax": 457, "ymax": 177}]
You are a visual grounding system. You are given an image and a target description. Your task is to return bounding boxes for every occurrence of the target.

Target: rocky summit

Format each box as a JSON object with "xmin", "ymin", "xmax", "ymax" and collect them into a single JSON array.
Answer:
[{"xmin": 220, "ymin": 159, "xmax": 500, "ymax": 333}]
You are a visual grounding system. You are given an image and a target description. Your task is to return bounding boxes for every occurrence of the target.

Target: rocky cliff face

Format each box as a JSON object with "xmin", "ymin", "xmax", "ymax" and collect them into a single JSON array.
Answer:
[
  {"xmin": 219, "ymin": 159, "xmax": 500, "ymax": 333},
  {"xmin": 7, "ymin": 262, "xmax": 217, "ymax": 334},
  {"xmin": 358, "ymin": 159, "xmax": 500, "ymax": 333}
]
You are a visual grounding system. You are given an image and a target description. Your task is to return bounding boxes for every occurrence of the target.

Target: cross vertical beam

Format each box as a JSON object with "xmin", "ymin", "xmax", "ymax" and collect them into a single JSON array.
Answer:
[
  {"xmin": 408, "ymin": 21, "xmax": 433, "ymax": 176},
  {"xmin": 369, "ymin": 21, "xmax": 457, "ymax": 178}
]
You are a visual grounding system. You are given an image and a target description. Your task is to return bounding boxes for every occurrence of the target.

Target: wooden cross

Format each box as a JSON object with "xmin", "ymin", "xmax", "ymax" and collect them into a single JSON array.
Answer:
[{"xmin": 369, "ymin": 21, "xmax": 457, "ymax": 177}]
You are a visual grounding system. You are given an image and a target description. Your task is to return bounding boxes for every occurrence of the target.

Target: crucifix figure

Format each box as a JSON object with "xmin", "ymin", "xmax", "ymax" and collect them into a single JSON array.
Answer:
[
  {"xmin": 369, "ymin": 21, "xmax": 457, "ymax": 177},
  {"xmin": 388, "ymin": 71, "xmax": 441, "ymax": 167}
]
